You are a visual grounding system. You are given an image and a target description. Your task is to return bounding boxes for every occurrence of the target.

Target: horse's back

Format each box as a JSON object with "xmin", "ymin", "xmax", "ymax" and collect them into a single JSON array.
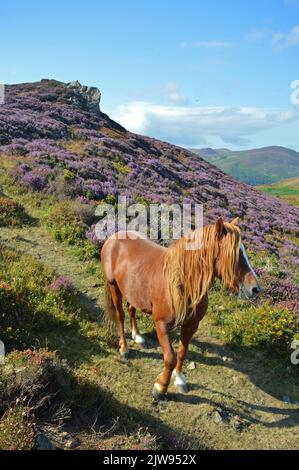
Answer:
[{"xmin": 101, "ymin": 231, "xmax": 166, "ymax": 311}]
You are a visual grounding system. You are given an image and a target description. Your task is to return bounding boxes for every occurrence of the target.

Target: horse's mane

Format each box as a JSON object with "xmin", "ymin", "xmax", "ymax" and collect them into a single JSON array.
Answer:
[{"xmin": 164, "ymin": 222, "xmax": 241, "ymax": 327}]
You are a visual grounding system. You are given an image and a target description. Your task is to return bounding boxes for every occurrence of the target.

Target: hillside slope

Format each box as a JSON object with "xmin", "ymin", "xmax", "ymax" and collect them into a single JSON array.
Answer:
[
  {"xmin": 192, "ymin": 146, "xmax": 299, "ymax": 185},
  {"xmin": 0, "ymin": 197, "xmax": 298, "ymax": 450},
  {"xmin": 0, "ymin": 80, "xmax": 298, "ymax": 269}
]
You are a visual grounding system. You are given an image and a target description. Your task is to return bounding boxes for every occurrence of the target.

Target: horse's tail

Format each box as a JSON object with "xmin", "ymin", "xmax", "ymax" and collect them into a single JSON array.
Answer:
[{"xmin": 104, "ymin": 278, "xmax": 117, "ymax": 328}]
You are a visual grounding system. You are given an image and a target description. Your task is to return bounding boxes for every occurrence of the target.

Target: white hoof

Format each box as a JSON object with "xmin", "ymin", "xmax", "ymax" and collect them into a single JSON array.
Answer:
[
  {"xmin": 172, "ymin": 370, "xmax": 189, "ymax": 393},
  {"xmin": 172, "ymin": 370, "xmax": 186, "ymax": 387},
  {"xmin": 132, "ymin": 332, "xmax": 145, "ymax": 345},
  {"xmin": 152, "ymin": 383, "xmax": 167, "ymax": 401}
]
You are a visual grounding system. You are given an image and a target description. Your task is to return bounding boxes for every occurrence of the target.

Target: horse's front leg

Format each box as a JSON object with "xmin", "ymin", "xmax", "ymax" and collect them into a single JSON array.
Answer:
[
  {"xmin": 173, "ymin": 301, "xmax": 208, "ymax": 393},
  {"xmin": 152, "ymin": 320, "xmax": 176, "ymax": 400}
]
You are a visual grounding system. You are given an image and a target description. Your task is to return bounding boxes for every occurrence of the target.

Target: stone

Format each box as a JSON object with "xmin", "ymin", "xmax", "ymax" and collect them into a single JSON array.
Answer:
[
  {"xmin": 213, "ymin": 411, "xmax": 223, "ymax": 424},
  {"xmin": 66, "ymin": 80, "xmax": 101, "ymax": 114},
  {"xmin": 222, "ymin": 356, "xmax": 233, "ymax": 362},
  {"xmin": 187, "ymin": 361, "xmax": 196, "ymax": 370}
]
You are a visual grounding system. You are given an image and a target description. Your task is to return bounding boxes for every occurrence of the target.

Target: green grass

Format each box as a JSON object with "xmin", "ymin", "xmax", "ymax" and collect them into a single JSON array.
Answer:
[{"xmin": 257, "ymin": 177, "xmax": 299, "ymax": 206}]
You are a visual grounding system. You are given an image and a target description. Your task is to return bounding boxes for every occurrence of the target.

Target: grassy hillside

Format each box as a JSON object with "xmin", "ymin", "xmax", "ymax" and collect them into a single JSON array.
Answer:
[
  {"xmin": 0, "ymin": 174, "xmax": 298, "ymax": 450},
  {"xmin": 257, "ymin": 177, "xmax": 299, "ymax": 207},
  {"xmin": 0, "ymin": 80, "xmax": 298, "ymax": 272},
  {"xmin": 192, "ymin": 146, "xmax": 299, "ymax": 186},
  {"xmin": 0, "ymin": 80, "xmax": 299, "ymax": 450}
]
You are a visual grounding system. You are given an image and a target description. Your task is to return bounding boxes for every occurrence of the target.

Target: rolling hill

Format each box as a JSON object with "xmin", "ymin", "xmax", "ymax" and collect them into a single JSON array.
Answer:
[
  {"xmin": 0, "ymin": 79, "xmax": 298, "ymax": 268},
  {"xmin": 192, "ymin": 146, "xmax": 299, "ymax": 185}
]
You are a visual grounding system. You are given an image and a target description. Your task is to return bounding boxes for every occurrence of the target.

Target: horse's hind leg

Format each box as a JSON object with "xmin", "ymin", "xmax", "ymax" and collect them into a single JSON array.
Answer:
[
  {"xmin": 110, "ymin": 284, "xmax": 129, "ymax": 359},
  {"xmin": 127, "ymin": 303, "xmax": 146, "ymax": 347}
]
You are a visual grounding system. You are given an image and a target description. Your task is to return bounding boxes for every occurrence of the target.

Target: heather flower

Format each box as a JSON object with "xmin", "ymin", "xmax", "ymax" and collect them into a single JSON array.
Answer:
[
  {"xmin": 0, "ymin": 79, "xmax": 298, "ymax": 271},
  {"xmin": 85, "ymin": 225, "xmax": 98, "ymax": 243},
  {"xmin": 47, "ymin": 277, "xmax": 74, "ymax": 291},
  {"xmin": 22, "ymin": 172, "xmax": 47, "ymax": 191}
]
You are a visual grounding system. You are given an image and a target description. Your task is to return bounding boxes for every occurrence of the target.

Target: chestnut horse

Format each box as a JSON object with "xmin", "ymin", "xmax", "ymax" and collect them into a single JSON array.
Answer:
[{"xmin": 101, "ymin": 217, "xmax": 261, "ymax": 400}]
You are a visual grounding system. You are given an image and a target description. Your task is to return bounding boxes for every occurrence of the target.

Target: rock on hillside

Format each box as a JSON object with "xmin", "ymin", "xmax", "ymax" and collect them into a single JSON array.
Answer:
[{"xmin": 0, "ymin": 80, "xmax": 298, "ymax": 268}]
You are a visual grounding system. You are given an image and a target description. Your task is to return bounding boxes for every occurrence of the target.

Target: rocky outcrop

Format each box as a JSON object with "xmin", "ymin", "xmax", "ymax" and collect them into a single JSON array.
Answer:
[{"xmin": 67, "ymin": 80, "xmax": 101, "ymax": 114}]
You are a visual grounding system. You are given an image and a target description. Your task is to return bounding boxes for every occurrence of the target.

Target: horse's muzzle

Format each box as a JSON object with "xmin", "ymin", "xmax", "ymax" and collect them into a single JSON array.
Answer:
[{"xmin": 239, "ymin": 283, "xmax": 262, "ymax": 300}]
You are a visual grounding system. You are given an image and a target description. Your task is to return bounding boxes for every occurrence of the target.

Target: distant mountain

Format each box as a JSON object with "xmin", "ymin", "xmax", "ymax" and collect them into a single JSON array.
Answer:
[
  {"xmin": 191, "ymin": 146, "xmax": 299, "ymax": 185},
  {"xmin": 257, "ymin": 176, "xmax": 299, "ymax": 207}
]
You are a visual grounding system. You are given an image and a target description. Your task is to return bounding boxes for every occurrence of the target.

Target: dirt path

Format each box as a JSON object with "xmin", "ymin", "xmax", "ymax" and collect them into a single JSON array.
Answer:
[
  {"xmin": 0, "ymin": 223, "xmax": 104, "ymax": 316},
  {"xmin": 1, "ymin": 213, "xmax": 299, "ymax": 450}
]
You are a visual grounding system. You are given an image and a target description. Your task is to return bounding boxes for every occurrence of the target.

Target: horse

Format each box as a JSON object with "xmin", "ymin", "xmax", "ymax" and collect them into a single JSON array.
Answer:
[{"xmin": 100, "ymin": 217, "xmax": 261, "ymax": 400}]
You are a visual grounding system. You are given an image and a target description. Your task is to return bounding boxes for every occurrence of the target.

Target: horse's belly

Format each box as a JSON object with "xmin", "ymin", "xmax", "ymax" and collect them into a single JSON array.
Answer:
[
  {"xmin": 102, "ymin": 233, "xmax": 165, "ymax": 314},
  {"xmin": 120, "ymin": 278, "xmax": 152, "ymax": 313},
  {"xmin": 117, "ymin": 271, "xmax": 152, "ymax": 313}
]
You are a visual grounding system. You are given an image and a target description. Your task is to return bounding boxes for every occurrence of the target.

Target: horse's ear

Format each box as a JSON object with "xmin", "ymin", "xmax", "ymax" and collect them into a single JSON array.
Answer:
[
  {"xmin": 215, "ymin": 217, "xmax": 226, "ymax": 239},
  {"xmin": 231, "ymin": 217, "xmax": 239, "ymax": 226}
]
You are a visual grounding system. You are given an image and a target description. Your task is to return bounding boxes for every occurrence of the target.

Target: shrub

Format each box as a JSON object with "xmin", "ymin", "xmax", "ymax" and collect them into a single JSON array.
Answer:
[
  {"xmin": 276, "ymin": 300, "xmax": 299, "ymax": 316},
  {"xmin": 47, "ymin": 276, "xmax": 74, "ymax": 292},
  {"xmin": 113, "ymin": 160, "xmax": 130, "ymax": 174},
  {"xmin": 249, "ymin": 250, "xmax": 285, "ymax": 278},
  {"xmin": 63, "ymin": 168, "xmax": 76, "ymax": 181},
  {"xmin": 45, "ymin": 276, "xmax": 80, "ymax": 313},
  {"xmin": 0, "ymin": 281, "xmax": 33, "ymax": 349},
  {"xmin": 0, "ymin": 404, "xmax": 35, "ymax": 450},
  {"xmin": 0, "ymin": 244, "xmax": 81, "ymax": 350},
  {"xmin": 0, "ymin": 197, "xmax": 29, "ymax": 227},
  {"xmin": 215, "ymin": 303, "xmax": 297, "ymax": 351},
  {"xmin": 104, "ymin": 194, "xmax": 117, "ymax": 205},
  {"xmin": 42, "ymin": 201, "xmax": 87, "ymax": 245},
  {"xmin": 0, "ymin": 349, "xmax": 70, "ymax": 406},
  {"xmin": 71, "ymin": 240, "xmax": 99, "ymax": 260},
  {"xmin": 0, "ymin": 349, "xmax": 72, "ymax": 449},
  {"xmin": 1, "ymin": 252, "xmax": 53, "ymax": 305},
  {"xmin": 22, "ymin": 172, "xmax": 47, "ymax": 191},
  {"xmin": 262, "ymin": 274, "xmax": 299, "ymax": 304},
  {"xmin": 42, "ymin": 201, "xmax": 98, "ymax": 259}
]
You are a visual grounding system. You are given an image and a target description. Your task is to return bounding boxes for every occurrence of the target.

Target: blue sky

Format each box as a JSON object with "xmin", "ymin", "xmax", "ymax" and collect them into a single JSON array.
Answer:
[{"xmin": 1, "ymin": 0, "xmax": 299, "ymax": 150}]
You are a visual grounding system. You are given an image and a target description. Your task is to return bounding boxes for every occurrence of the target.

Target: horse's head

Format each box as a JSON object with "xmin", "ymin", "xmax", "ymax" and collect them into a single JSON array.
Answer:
[{"xmin": 214, "ymin": 217, "xmax": 261, "ymax": 300}]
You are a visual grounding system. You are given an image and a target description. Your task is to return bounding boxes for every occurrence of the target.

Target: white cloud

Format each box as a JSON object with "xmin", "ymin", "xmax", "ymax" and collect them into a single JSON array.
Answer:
[
  {"xmin": 127, "ymin": 83, "xmax": 189, "ymax": 105},
  {"xmin": 164, "ymin": 83, "xmax": 189, "ymax": 104},
  {"xmin": 110, "ymin": 102, "xmax": 299, "ymax": 147},
  {"xmin": 286, "ymin": 26, "xmax": 299, "ymax": 46},
  {"xmin": 245, "ymin": 25, "xmax": 299, "ymax": 49},
  {"xmin": 181, "ymin": 40, "xmax": 231, "ymax": 49},
  {"xmin": 245, "ymin": 31, "xmax": 267, "ymax": 42}
]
